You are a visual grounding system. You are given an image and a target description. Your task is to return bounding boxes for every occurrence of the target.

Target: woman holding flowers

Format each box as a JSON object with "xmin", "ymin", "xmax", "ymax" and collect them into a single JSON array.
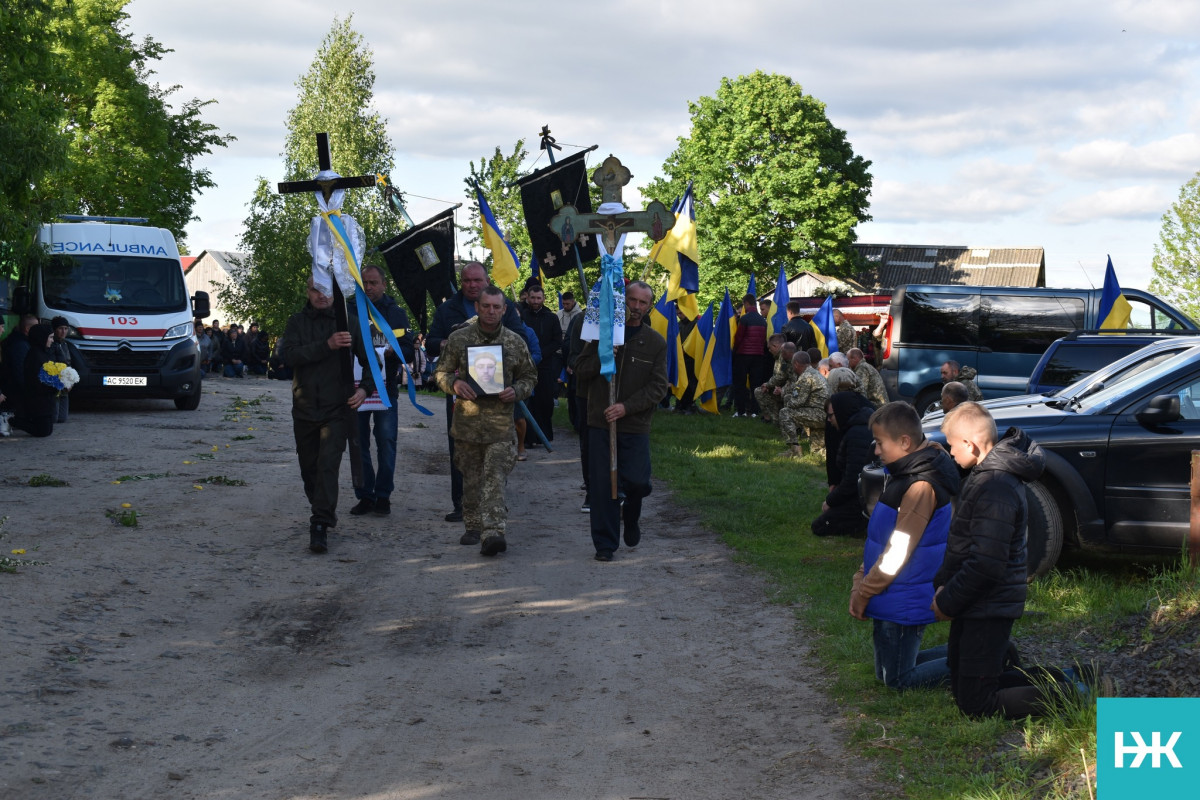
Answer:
[{"xmin": 13, "ymin": 323, "xmax": 77, "ymax": 438}]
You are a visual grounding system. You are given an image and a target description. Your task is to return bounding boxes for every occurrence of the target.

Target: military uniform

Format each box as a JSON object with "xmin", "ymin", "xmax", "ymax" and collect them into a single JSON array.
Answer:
[
  {"xmin": 956, "ymin": 366, "xmax": 984, "ymax": 401},
  {"xmin": 753, "ymin": 351, "xmax": 791, "ymax": 422},
  {"xmin": 854, "ymin": 360, "xmax": 889, "ymax": 407},
  {"xmin": 779, "ymin": 366, "xmax": 831, "ymax": 453},
  {"xmin": 836, "ymin": 319, "xmax": 857, "ymax": 356},
  {"xmin": 435, "ymin": 318, "xmax": 536, "ymax": 553}
]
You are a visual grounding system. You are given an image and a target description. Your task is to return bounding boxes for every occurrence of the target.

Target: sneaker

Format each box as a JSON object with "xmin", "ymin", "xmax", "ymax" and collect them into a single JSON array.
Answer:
[
  {"xmin": 732, "ymin": 412, "xmax": 742, "ymax": 418},
  {"xmin": 0, "ymin": 413, "xmax": 10, "ymax": 438},
  {"xmin": 444, "ymin": 508, "xmax": 463, "ymax": 522},
  {"xmin": 594, "ymin": 550, "xmax": 614, "ymax": 562},
  {"xmin": 372, "ymin": 498, "xmax": 391, "ymax": 516},
  {"xmin": 349, "ymin": 497, "xmax": 375, "ymax": 516},
  {"xmin": 459, "ymin": 529, "xmax": 481, "ymax": 545},
  {"xmin": 480, "ymin": 535, "xmax": 507, "ymax": 556},
  {"xmin": 309, "ymin": 522, "xmax": 329, "ymax": 554},
  {"xmin": 623, "ymin": 522, "xmax": 642, "ymax": 548},
  {"xmin": 580, "ymin": 502, "xmax": 590, "ymax": 513}
]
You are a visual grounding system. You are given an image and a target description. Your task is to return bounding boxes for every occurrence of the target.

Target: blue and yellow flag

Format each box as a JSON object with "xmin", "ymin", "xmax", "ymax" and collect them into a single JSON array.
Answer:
[
  {"xmin": 1098, "ymin": 256, "xmax": 1133, "ymax": 330},
  {"xmin": 711, "ymin": 288, "xmax": 736, "ymax": 389},
  {"xmin": 810, "ymin": 295, "xmax": 839, "ymax": 357},
  {"xmin": 649, "ymin": 294, "xmax": 688, "ymax": 399},
  {"xmin": 693, "ymin": 302, "xmax": 720, "ymax": 414},
  {"xmin": 766, "ymin": 264, "xmax": 789, "ymax": 338},
  {"xmin": 476, "ymin": 187, "xmax": 520, "ymax": 288},
  {"xmin": 652, "ymin": 181, "xmax": 700, "ymax": 320},
  {"xmin": 747, "ymin": 272, "xmax": 757, "ymax": 299}
]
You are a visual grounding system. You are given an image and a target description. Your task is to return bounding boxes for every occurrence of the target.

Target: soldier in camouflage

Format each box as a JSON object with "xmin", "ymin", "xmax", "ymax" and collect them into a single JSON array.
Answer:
[
  {"xmin": 435, "ymin": 285, "xmax": 537, "ymax": 556},
  {"xmin": 848, "ymin": 347, "xmax": 889, "ymax": 407},
  {"xmin": 941, "ymin": 360, "xmax": 984, "ymax": 401},
  {"xmin": 753, "ymin": 336, "xmax": 794, "ymax": 424},
  {"xmin": 778, "ymin": 350, "xmax": 831, "ymax": 458},
  {"xmin": 834, "ymin": 310, "xmax": 857, "ymax": 357}
]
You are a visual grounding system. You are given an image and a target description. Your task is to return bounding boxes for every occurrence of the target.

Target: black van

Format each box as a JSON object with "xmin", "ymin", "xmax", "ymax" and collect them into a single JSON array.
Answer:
[{"xmin": 879, "ymin": 284, "xmax": 1197, "ymax": 412}]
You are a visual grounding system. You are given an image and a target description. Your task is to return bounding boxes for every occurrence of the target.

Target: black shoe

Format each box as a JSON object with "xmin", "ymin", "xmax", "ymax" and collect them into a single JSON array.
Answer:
[
  {"xmin": 373, "ymin": 498, "xmax": 391, "ymax": 516},
  {"xmin": 480, "ymin": 535, "xmax": 507, "ymax": 556},
  {"xmin": 349, "ymin": 497, "xmax": 375, "ymax": 516},
  {"xmin": 444, "ymin": 508, "xmax": 463, "ymax": 522},
  {"xmin": 309, "ymin": 522, "xmax": 328, "ymax": 554},
  {"xmin": 459, "ymin": 529, "xmax": 481, "ymax": 545},
  {"xmin": 594, "ymin": 550, "xmax": 614, "ymax": 562},
  {"xmin": 623, "ymin": 522, "xmax": 642, "ymax": 548}
]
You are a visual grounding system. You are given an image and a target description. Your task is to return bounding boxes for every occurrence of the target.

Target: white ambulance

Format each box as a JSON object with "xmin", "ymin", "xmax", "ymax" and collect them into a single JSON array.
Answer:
[{"xmin": 20, "ymin": 216, "xmax": 209, "ymax": 410}]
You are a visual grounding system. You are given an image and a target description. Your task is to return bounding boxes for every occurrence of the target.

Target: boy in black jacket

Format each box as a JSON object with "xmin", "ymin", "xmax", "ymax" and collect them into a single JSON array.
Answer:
[{"xmin": 934, "ymin": 402, "xmax": 1093, "ymax": 717}]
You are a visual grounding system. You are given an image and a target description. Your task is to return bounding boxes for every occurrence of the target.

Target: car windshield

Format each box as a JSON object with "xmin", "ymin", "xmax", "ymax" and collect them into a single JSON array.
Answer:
[
  {"xmin": 1054, "ymin": 343, "xmax": 1200, "ymax": 403},
  {"xmin": 1074, "ymin": 346, "xmax": 1200, "ymax": 412},
  {"xmin": 42, "ymin": 254, "xmax": 187, "ymax": 313}
]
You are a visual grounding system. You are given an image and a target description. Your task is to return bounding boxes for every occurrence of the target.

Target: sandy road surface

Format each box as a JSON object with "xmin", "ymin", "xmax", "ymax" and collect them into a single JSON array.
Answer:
[{"xmin": 0, "ymin": 377, "xmax": 877, "ymax": 799}]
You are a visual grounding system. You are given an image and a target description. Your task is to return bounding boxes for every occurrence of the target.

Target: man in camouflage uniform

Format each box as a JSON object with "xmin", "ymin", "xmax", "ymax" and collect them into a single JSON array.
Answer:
[
  {"xmin": 779, "ymin": 351, "xmax": 831, "ymax": 458},
  {"xmin": 848, "ymin": 347, "xmax": 889, "ymax": 407},
  {"xmin": 941, "ymin": 360, "xmax": 984, "ymax": 401},
  {"xmin": 834, "ymin": 310, "xmax": 857, "ymax": 356},
  {"xmin": 753, "ymin": 336, "xmax": 793, "ymax": 423},
  {"xmin": 435, "ymin": 285, "xmax": 537, "ymax": 556}
]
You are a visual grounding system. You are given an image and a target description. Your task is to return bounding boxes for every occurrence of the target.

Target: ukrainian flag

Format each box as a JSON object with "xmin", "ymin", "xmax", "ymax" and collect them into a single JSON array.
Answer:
[
  {"xmin": 652, "ymin": 181, "xmax": 700, "ymax": 320},
  {"xmin": 810, "ymin": 295, "xmax": 839, "ymax": 357},
  {"xmin": 766, "ymin": 264, "xmax": 789, "ymax": 338},
  {"xmin": 476, "ymin": 187, "xmax": 520, "ymax": 288},
  {"xmin": 1098, "ymin": 256, "xmax": 1133, "ymax": 330},
  {"xmin": 649, "ymin": 294, "xmax": 688, "ymax": 399},
  {"xmin": 710, "ymin": 288, "xmax": 736, "ymax": 389},
  {"xmin": 692, "ymin": 302, "xmax": 719, "ymax": 413}
]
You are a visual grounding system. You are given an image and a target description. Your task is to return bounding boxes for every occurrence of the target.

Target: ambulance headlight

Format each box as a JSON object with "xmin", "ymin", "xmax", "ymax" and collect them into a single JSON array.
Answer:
[{"xmin": 164, "ymin": 323, "xmax": 193, "ymax": 339}]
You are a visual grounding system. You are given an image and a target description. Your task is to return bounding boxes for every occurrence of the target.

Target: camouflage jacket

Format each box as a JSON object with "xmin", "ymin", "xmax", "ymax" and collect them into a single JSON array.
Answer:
[
  {"xmin": 435, "ymin": 319, "xmax": 536, "ymax": 444},
  {"xmin": 767, "ymin": 351, "xmax": 791, "ymax": 388},
  {"xmin": 957, "ymin": 365, "xmax": 984, "ymax": 401},
  {"xmin": 855, "ymin": 361, "xmax": 890, "ymax": 407},
  {"xmin": 785, "ymin": 366, "xmax": 831, "ymax": 411},
  {"xmin": 836, "ymin": 320, "xmax": 857, "ymax": 356}
]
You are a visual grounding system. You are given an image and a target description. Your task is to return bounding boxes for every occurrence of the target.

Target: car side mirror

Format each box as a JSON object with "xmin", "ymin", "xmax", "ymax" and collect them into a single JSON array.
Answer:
[
  {"xmin": 1136, "ymin": 394, "xmax": 1181, "ymax": 427},
  {"xmin": 192, "ymin": 290, "xmax": 210, "ymax": 319}
]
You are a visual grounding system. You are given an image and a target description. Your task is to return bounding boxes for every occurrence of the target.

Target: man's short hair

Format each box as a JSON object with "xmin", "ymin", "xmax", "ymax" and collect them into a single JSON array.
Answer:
[
  {"xmin": 562, "ymin": 291, "xmax": 574, "ymax": 301},
  {"xmin": 807, "ymin": 347, "xmax": 822, "ymax": 363},
  {"xmin": 943, "ymin": 359, "xmax": 960, "ymax": 373},
  {"xmin": 829, "ymin": 352, "xmax": 848, "ymax": 368},
  {"xmin": 941, "ymin": 381, "xmax": 969, "ymax": 406},
  {"xmin": 742, "ymin": 293, "xmax": 757, "ymax": 306},
  {"xmin": 869, "ymin": 401, "xmax": 924, "ymax": 443},
  {"xmin": 786, "ymin": 300, "xmax": 801, "ymax": 314},
  {"xmin": 941, "ymin": 401, "xmax": 998, "ymax": 445},
  {"xmin": 768, "ymin": 333, "xmax": 786, "ymax": 345},
  {"xmin": 793, "ymin": 351, "xmax": 811, "ymax": 366},
  {"xmin": 480, "ymin": 285, "xmax": 506, "ymax": 301},
  {"xmin": 627, "ymin": 280, "xmax": 655, "ymax": 302},
  {"xmin": 781, "ymin": 342, "xmax": 797, "ymax": 357},
  {"xmin": 847, "ymin": 347, "xmax": 863, "ymax": 360},
  {"xmin": 361, "ymin": 263, "xmax": 387, "ymax": 283}
]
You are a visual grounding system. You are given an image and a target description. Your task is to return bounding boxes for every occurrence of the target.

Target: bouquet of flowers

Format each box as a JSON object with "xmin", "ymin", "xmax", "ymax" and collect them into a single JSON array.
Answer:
[{"xmin": 39, "ymin": 362, "xmax": 80, "ymax": 394}]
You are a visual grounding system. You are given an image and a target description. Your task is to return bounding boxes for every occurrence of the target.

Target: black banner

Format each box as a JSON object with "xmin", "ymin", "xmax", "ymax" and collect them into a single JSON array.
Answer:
[
  {"xmin": 378, "ymin": 207, "xmax": 457, "ymax": 333},
  {"xmin": 518, "ymin": 149, "xmax": 598, "ymax": 278}
]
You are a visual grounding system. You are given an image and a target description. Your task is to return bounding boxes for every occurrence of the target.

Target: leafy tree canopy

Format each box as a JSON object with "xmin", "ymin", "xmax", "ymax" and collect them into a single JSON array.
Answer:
[
  {"xmin": 644, "ymin": 71, "xmax": 872, "ymax": 309},
  {"xmin": 1149, "ymin": 172, "xmax": 1200, "ymax": 324},
  {"xmin": 227, "ymin": 15, "xmax": 403, "ymax": 335}
]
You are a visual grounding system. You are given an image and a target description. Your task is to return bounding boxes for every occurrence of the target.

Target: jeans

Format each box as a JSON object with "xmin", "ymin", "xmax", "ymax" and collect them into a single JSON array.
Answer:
[
  {"xmin": 224, "ymin": 362, "xmax": 245, "ymax": 378},
  {"xmin": 873, "ymin": 619, "xmax": 950, "ymax": 690},
  {"xmin": 356, "ymin": 401, "xmax": 398, "ymax": 501}
]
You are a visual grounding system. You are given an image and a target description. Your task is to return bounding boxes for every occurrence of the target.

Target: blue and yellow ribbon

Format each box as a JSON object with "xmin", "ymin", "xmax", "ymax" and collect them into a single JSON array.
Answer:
[{"xmin": 598, "ymin": 249, "xmax": 624, "ymax": 382}]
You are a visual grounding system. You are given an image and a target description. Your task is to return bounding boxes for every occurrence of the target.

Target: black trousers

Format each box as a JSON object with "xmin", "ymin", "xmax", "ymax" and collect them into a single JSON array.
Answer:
[
  {"xmin": 587, "ymin": 427, "xmax": 651, "ymax": 554},
  {"xmin": 293, "ymin": 414, "xmax": 348, "ymax": 527},
  {"xmin": 811, "ymin": 502, "xmax": 867, "ymax": 537},
  {"xmin": 445, "ymin": 394, "xmax": 463, "ymax": 511},
  {"xmin": 947, "ymin": 617, "xmax": 1072, "ymax": 719},
  {"xmin": 526, "ymin": 367, "xmax": 557, "ymax": 445},
  {"xmin": 575, "ymin": 396, "xmax": 590, "ymax": 490},
  {"xmin": 732, "ymin": 353, "xmax": 764, "ymax": 414}
]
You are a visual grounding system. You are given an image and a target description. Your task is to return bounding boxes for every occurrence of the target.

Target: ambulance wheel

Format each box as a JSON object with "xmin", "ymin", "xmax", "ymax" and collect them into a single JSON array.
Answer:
[{"xmin": 175, "ymin": 384, "xmax": 202, "ymax": 411}]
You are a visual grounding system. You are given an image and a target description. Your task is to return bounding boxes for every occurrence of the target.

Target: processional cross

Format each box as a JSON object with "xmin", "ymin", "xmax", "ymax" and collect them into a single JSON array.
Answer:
[{"xmin": 547, "ymin": 154, "xmax": 673, "ymax": 253}]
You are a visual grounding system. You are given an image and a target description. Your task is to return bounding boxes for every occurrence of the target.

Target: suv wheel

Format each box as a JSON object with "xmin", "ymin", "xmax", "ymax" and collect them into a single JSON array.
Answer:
[
  {"xmin": 1026, "ymin": 480, "xmax": 1063, "ymax": 580},
  {"xmin": 914, "ymin": 386, "xmax": 942, "ymax": 416}
]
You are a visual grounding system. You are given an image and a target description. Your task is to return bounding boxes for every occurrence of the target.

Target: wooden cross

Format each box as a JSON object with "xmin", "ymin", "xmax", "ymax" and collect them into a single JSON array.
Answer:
[
  {"xmin": 547, "ymin": 154, "xmax": 673, "ymax": 253},
  {"xmin": 277, "ymin": 133, "xmax": 376, "ymax": 202}
]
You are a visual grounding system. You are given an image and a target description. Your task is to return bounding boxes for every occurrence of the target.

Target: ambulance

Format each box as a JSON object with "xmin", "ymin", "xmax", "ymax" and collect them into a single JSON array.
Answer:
[{"xmin": 18, "ymin": 216, "xmax": 209, "ymax": 410}]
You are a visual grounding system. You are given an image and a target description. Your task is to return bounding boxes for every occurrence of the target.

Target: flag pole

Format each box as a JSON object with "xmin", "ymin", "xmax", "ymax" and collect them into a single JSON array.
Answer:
[{"xmin": 540, "ymin": 128, "xmax": 592, "ymax": 297}]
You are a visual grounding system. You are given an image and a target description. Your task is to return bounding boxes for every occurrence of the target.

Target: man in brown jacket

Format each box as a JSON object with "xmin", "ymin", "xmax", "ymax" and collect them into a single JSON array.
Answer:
[{"xmin": 575, "ymin": 281, "xmax": 669, "ymax": 562}]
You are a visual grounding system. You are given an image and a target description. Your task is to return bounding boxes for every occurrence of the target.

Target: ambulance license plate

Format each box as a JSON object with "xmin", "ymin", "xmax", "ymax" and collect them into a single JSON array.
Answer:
[{"xmin": 103, "ymin": 376, "xmax": 147, "ymax": 386}]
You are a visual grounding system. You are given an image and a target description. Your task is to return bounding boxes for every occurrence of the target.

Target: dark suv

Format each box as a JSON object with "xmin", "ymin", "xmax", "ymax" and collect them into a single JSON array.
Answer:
[
  {"xmin": 862, "ymin": 336, "xmax": 1200, "ymax": 577},
  {"xmin": 1026, "ymin": 330, "xmax": 1197, "ymax": 395}
]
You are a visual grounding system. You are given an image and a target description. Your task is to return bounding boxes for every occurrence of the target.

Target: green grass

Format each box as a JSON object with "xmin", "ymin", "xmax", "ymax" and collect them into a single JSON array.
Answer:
[{"xmin": 646, "ymin": 410, "xmax": 1196, "ymax": 799}]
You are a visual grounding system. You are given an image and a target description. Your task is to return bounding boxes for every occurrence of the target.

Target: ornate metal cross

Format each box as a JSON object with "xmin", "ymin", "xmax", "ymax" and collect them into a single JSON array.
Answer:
[{"xmin": 547, "ymin": 154, "xmax": 673, "ymax": 253}]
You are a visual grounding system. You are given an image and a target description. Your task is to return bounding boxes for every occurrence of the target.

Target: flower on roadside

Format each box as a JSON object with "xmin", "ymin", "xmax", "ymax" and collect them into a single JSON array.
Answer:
[{"xmin": 11, "ymin": 549, "xmax": 25, "ymax": 555}]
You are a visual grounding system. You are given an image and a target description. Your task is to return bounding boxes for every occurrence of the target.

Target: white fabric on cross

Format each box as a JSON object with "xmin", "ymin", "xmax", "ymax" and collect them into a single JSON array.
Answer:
[{"xmin": 305, "ymin": 170, "xmax": 365, "ymax": 298}]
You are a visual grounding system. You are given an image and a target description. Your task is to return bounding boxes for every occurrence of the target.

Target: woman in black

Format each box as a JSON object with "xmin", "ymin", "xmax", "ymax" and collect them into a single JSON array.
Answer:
[{"xmin": 14, "ymin": 323, "xmax": 56, "ymax": 438}]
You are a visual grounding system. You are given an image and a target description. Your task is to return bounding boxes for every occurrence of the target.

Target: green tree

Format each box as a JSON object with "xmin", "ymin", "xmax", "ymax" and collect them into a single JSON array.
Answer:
[
  {"xmin": 644, "ymin": 71, "xmax": 872, "ymax": 308},
  {"xmin": 0, "ymin": 0, "xmax": 70, "ymax": 271},
  {"xmin": 1149, "ymin": 172, "xmax": 1200, "ymax": 323},
  {"xmin": 43, "ymin": 0, "xmax": 231, "ymax": 248},
  {"xmin": 226, "ymin": 15, "xmax": 402, "ymax": 335},
  {"xmin": 462, "ymin": 140, "xmax": 531, "ymax": 283}
]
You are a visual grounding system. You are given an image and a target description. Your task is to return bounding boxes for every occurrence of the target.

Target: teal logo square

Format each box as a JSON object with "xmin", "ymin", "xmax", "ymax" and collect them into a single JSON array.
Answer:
[{"xmin": 1097, "ymin": 698, "xmax": 1200, "ymax": 798}]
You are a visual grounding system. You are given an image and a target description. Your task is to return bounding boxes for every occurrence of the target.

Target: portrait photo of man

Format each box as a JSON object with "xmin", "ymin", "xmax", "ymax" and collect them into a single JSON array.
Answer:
[{"xmin": 467, "ymin": 345, "xmax": 505, "ymax": 395}]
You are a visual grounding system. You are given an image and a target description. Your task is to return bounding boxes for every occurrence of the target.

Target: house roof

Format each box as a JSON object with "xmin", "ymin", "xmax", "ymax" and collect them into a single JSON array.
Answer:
[
  {"xmin": 850, "ymin": 244, "xmax": 1045, "ymax": 290},
  {"xmin": 786, "ymin": 269, "xmax": 871, "ymax": 294},
  {"xmin": 186, "ymin": 250, "xmax": 249, "ymax": 275}
]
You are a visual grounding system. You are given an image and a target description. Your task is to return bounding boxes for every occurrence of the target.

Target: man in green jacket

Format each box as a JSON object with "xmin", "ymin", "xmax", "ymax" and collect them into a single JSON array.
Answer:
[
  {"xmin": 576, "ymin": 281, "xmax": 669, "ymax": 562},
  {"xmin": 283, "ymin": 278, "xmax": 374, "ymax": 554}
]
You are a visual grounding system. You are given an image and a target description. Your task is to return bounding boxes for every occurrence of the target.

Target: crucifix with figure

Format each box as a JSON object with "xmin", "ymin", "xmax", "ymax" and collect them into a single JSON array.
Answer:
[
  {"xmin": 547, "ymin": 154, "xmax": 673, "ymax": 253},
  {"xmin": 276, "ymin": 132, "xmax": 378, "ymax": 487}
]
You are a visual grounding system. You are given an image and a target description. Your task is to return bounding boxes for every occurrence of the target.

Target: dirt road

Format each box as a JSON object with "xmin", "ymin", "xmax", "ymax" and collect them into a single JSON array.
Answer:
[{"xmin": 0, "ymin": 378, "xmax": 875, "ymax": 799}]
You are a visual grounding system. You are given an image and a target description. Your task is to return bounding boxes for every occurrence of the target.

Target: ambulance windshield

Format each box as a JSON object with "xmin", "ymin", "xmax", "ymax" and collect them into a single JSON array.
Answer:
[{"xmin": 42, "ymin": 254, "xmax": 188, "ymax": 313}]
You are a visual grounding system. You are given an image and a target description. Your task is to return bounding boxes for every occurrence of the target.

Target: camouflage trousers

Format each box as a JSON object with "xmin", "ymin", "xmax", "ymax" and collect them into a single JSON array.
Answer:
[
  {"xmin": 779, "ymin": 406, "xmax": 826, "ymax": 451},
  {"xmin": 754, "ymin": 386, "xmax": 783, "ymax": 422},
  {"xmin": 453, "ymin": 437, "xmax": 516, "ymax": 541}
]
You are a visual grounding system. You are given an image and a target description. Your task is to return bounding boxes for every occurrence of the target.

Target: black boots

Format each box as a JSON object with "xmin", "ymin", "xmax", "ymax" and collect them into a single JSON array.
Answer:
[{"xmin": 309, "ymin": 522, "xmax": 329, "ymax": 554}]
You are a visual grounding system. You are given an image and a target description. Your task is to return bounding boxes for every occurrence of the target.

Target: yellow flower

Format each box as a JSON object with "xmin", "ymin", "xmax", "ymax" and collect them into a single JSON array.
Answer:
[
  {"xmin": 224, "ymin": 444, "xmax": 230, "ymax": 448},
  {"xmin": 121, "ymin": 503, "xmax": 132, "ymax": 509},
  {"xmin": 43, "ymin": 361, "xmax": 66, "ymax": 377},
  {"xmin": 11, "ymin": 549, "xmax": 25, "ymax": 555},
  {"xmin": 112, "ymin": 480, "xmax": 122, "ymax": 484},
  {"xmin": 211, "ymin": 445, "xmax": 218, "ymax": 451},
  {"xmin": 193, "ymin": 485, "xmax": 203, "ymax": 490},
  {"xmin": 248, "ymin": 427, "xmax": 255, "ymax": 431},
  {"xmin": 183, "ymin": 460, "xmax": 193, "ymax": 465}
]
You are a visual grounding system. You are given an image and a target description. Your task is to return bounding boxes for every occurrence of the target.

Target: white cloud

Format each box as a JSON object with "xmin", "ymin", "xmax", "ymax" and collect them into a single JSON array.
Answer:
[
  {"xmin": 870, "ymin": 160, "xmax": 1050, "ymax": 222},
  {"xmin": 1051, "ymin": 185, "xmax": 1169, "ymax": 224},
  {"xmin": 1047, "ymin": 134, "xmax": 1200, "ymax": 181}
]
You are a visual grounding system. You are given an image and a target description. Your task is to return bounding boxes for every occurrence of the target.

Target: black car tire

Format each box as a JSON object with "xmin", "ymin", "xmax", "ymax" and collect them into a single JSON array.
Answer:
[
  {"xmin": 915, "ymin": 386, "xmax": 942, "ymax": 417},
  {"xmin": 174, "ymin": 382, "xmax": 203, "ymax": 411},
  {"xmin": 1025, "ymin": 480, "xmax": 1063, "ymax": 580}
]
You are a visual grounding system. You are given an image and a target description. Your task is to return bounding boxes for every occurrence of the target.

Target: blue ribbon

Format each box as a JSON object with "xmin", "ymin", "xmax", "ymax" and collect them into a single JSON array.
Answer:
[{"xmin": 598, "ymin": 249, "xmax": 624, "ymax": 382}]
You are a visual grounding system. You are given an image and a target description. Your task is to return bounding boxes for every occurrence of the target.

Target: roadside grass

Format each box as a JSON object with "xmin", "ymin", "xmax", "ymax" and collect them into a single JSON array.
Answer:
[{"xmin": 645, "ymin": 409, "xmax": 1193, "ymax": 799}]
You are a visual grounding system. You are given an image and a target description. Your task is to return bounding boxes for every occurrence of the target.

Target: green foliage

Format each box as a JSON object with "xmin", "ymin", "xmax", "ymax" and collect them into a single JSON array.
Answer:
[
  {"xmin": 226, "ymin": 15, "xmax": 404, "ymax": 335},
  {"xmin": 1149, "ymin": 171, "xmax": 1200, "ymax": 323},
  {"xmin": 106, "ymin": 507, "xmax": 139, "ymax": 527},
  {"xmin": 198, "ymin": 475, "xmax": 247, "ymax": 486},
  {"xmin": 463, "ymin": 140, "xmax": 531, "ymax": 276},
  {"xmin": 644, "ymin": 71, "xmax": 872, "ymax": 307},
  {"xmin": 28, "ymin": 474, "xmax": 68, "ymax": 487}
]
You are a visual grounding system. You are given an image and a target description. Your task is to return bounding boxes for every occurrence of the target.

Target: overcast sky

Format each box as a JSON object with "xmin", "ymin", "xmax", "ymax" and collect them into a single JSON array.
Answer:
[{"xmin": 126, "ymin": 0, "xmax": 1200, "ymax": 291}]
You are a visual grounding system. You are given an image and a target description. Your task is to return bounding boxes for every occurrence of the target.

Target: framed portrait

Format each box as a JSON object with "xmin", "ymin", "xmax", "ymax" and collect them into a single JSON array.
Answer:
[{"xmin": 465, "ymin": 344, "xmax": 505, "ymax": 395}]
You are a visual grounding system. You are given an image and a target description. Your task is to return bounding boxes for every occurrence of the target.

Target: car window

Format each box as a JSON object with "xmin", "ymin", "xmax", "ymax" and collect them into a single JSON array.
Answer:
[
  {"xmin": 1178, "ymin": 378, "xmax": 1200, "ymax": 420},
  {"xmin": 1038, "ymin": 342, "xmax": 1146, "ymax": 388},
  {"xmin": 901, "ymin": 292, "xmax": 979, "ymax": 347},
  {"xmin": 981, "ymin": 295, "xmax": 1085, "ymax": 355},
  {"xmin": 1076, "ymin": 347, "xmax": 1200, "ymax": 411}
]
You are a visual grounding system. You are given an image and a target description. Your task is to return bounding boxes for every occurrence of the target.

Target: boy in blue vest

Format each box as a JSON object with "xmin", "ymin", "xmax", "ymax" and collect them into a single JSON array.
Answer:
[{"xmin": 849, "ymin": 401, "xmax": 960, "ymax": 689}]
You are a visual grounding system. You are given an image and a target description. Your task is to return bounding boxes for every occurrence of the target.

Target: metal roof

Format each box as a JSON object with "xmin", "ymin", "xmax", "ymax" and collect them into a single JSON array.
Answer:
[{"xmin": 851, "ymin": 244, "xmax": 1045, "ymax": 291}]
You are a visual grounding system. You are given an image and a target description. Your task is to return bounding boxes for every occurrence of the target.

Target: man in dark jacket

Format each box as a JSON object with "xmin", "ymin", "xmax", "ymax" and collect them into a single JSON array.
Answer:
[
  {"xmin": 283, "ymin": 278, "xmax": 375, "ymax": 554},
  {"xmin": 934, "ymin": 402, "xmax": 1082, "ymax": 718},
  {"xmin": 812, "ymin": 391, "xmax": 876, "ymax": 536},
  {"xmin": 347, "ymin": 265, "xmax": 415, "ymax": 517},
  {"xmin": 781, "ymin": 300, "xmax": 816, "ymax": 351},
  {"xmin": 575, "ymin": 281, "xmax": 668, "ymax": 562},
  {"xmin": 426, "ymin": 262, "xmax": 540, "ymax": 522},
  {"xmin": 222, "ymin": 327, "xmax": 248, "ymax": 378},
  {"xmin": 519, "ymin": 283, "xmax": 562, "ymax": 447},
  {"xmin": 731, "ymin": 294, "xmax": 767, "ymax": 416}
]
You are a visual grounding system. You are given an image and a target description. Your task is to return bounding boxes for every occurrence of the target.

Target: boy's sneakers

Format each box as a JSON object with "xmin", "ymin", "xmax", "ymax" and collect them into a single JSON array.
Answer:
[
  {"xmin": 1065, "ymin": 662, "xmax": 1120, "ymax": 697},
  {"xmin": 0, "ymin": 412, "xmax": 10, "ymax": 437}
]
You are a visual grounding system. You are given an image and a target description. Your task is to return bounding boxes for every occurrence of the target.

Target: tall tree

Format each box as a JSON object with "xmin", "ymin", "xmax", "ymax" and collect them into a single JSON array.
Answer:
[
  {"xmin": 0, "ymin": 0, "xmax": 70, "ymax": 272},
  {"xmin": 226, "ymin": 16, "xmax": 401, "ymax": 335},
  {"xmin": 644, "ymin": 71, "xmax": 872, "ymax": 308},
  {"xmin": 43, "ymin": 0, "xmax": 231, "ymax": 248},
  {"xmin": 1149, "ymin": 172, "xmax": 1200, "ymax": 323},
  {"xmin": 463, "ymin": 141, "xmax": 531, "ymax": 280}
]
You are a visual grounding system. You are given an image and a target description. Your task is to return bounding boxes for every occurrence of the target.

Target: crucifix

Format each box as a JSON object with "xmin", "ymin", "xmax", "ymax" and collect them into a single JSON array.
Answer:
[
  {"xmin": 547, "ymin": 154, "xmax": 673, "ymax": 253},
  {"xmin": 276, "ymin": 132, "xmax": 378, "ymax": 487}
]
